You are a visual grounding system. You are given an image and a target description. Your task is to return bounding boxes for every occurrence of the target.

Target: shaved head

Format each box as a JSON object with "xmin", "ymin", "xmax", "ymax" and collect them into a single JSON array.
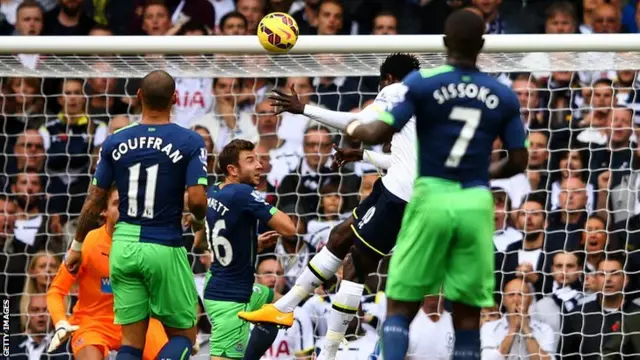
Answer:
[
  {"xmin": 443, "ymin": 9, "xmax": 485, "ymax": 60},
  {"xmin": 138, "ymin": 70, "xmax": 176, "ymax": 111}
]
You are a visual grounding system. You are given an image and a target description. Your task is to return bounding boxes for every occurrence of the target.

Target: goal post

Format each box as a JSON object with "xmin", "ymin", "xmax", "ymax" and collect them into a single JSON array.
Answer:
[{"xmin": 2, "ymin": 34, "xmax": 640, "ymax": 78}]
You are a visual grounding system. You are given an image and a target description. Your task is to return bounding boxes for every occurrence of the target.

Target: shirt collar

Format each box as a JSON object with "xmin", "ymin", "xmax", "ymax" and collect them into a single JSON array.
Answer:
[{"xmin": 58, "ymin": 112, "xmax": 89, "ymax": 126}]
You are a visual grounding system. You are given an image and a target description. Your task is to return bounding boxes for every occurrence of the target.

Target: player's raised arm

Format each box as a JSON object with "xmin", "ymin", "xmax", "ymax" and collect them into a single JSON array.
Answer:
[
  {"xmin": 186, "ymin": 137, "xmax": 209, "ymax": 231},
  {"xmin": 489, "ymin": 91, "xmax": 529, "ymax": 179}
]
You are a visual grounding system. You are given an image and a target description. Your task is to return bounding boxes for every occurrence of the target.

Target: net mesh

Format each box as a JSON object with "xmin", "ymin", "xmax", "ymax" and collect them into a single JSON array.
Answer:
[{"xmin": 3, "ymin": 50, "xmax": 640, "ymax": 359}]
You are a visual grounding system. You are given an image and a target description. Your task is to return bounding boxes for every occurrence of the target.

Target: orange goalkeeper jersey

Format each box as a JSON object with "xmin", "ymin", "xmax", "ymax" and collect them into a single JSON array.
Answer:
[
  {"xmin": 48, "ymin": 225, "xmax": 117, "ymax": 327},
  {"xmin": 47, "ymin": 225, "xmax": 167, "ymax": 358}
]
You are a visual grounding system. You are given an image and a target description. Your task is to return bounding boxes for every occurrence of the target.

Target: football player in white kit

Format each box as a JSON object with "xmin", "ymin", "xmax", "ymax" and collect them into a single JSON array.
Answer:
[{"xmin": 239, "ymin": 53, "xmax": 419, "ymax": 360}]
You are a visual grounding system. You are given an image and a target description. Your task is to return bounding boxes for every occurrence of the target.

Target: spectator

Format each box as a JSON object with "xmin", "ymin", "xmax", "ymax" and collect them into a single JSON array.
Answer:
[
  {"xmin": 140, "ymin": 0, "xmax": 171, "ymax": 35},
  {"xmin": 87, "ymin": 23, "xmax": 111, "ymax": 35},
  {"xmin": 255, "ymin": 254, "xmax": 286, "ymax": 294},
  {"xmin": 527, "ymin": 131, "xmax": 550, "ymax": 192},
  {"xmin": 291, "ymin": 0, "xmax": 320, "ymax": 35},
  {"xmin": 39, "ymin": 78, "xmax": 107, "ymax": 216},
  {"xmin": 86, "ymin": 63, "xmax": 130, "ymax": 122},
  {"xmin": 358, "ymin": 171, "xmax": 377, "ymax": 201},
  {"xmin": 472, "ymin": 0, "xmax": 507, "ymax": 34},
  {"xmin": 602, "ymin": 298, "xmax": 640, "ymax": 357},
  {"xmin": 3, "ymin": 129, "xmax": 46, "ymax": 189},
  {"xmin": 334, "ymin": 309, "xmax": 378, "ymax": 360},
  {"xmin": 480, "ymin": 305, "xmax": 501, "ymax": 328},
  {"xmin": 371, "ymin": 10, "xmax": 397, "ymax": 35},
  {"xmin": 6, "ymin": 77, "xmax": 45, "ymax": 127},
  {"xmin": 405, "ymin": 294, "xmax": 454, "ymax": 359},
  {"xmin": 592, "ymin": 3, "xmax": 623, "ymax": 34},
  {"xmin": 530, "ymin": 250, "xmax": 586, "ymax": 342},
  {"xmin": 11, "ymin": 170, "xmax": 63, "ymax": 252},
  {"xmin": 559, "ymin": 254, "xmax": 630, "ymax": 359},
  {"xmin": 547, "ymin": 177, "xmax": 590, "ymax": 250},
  {"xmin": 306, "ymin": 183, "xmax": 344, "ymax": 250},
  {"xmin": 315, "ymin": 0, "xmax": 342, "ymax": 35},
  {"xmin": 218, "ymin": 10, "xmax": 248, "ymax": 35},
  {"xmin": 579, "ymin": 0, "xmax": 600, "ymax": 33},
  {"xmin": 481, "ymin": 278, "xmax": 556, "ymax": 359},
  {"xmin": 14, "ymin": 1, "xmax": 44, "ymax": 36},
  {"xmin": 0, "ymin": 194, "xmax": 17, "ymax": 289},
  {"xmin": 614, "ymin": 70, "xmax": 638, "ymax": 104},
  {"xmin": 192, "ymin": 124, "xmax": 216, "ymax": 176},
  {"xmin": 276, "ymin": 125, "xmax": 337, "ymax": 217},
  {"xmin": 254, "ymin": 143, "xmax": 276, "ymax": 201},
  {"xmin": 276, "ymin": 77, "xmax": 318, "ymax": 149},
  {"xmin": 274, "ymin": 204, "xmax": 313, "ymax": 290},
  {"xmin": 42, "ymin": 0, "xmax": 95, "ymax": 35},
  {"xmin": 577, "ymin": 79, "xmax": 614, "ymax": 146},
  {"xmin": 511, "ymin": 74, "xmax": 545, "ymax": 129},
  {"xmin": 236, "ymin": 0, "xmax": 264, "ymax": 35},
  {"xmin": 492, "ymin": 187, "xmax": 522, "ymax": 253},
  {"xmin": 581, "ymin": 215, "xmax": 609, "ymax": 273},
  {"xmin": 210, "ymin": 0, "xmax": 235, "ymax": 29},
  {"xmin": 23, "ymin": 250, "xmax": 60, "ymax": 295},
  {"xmin": 9, "ymin": 294, "xmax": 71, "ymax": 360},
  {"xmin": 550, "ymin": 150, "xmax": 594, "ymax": 215},
  {"xmin": 502, "ymin": 194, "xmax": 551, "ymax": 298},
  {"xmin": 254, "ymin": 100, "xmax": 283, "ymax": 151},
  {"xmin": 544, "ymin": 1, "xmax": 577, "ymax": 34}
]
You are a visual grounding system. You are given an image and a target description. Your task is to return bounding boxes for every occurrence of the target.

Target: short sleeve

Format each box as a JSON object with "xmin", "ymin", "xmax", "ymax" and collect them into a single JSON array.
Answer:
[
  {"xmin": 381, "ymin": 70, "xmax": 421, "ymax": 131},
  {"xmin": 499, "ymin": 91, "xmax": 527, "ymax": 150},
  {"xmin": 93, "ymin": 140, "xmax": 113, "ymax": 189},
  {"xmin": 243, "ymin": 187, "xmax": 276, "ymax": 224},
  {"xmin": 185, "ymin": 135, "xmax": 208, "ymax": 187}
]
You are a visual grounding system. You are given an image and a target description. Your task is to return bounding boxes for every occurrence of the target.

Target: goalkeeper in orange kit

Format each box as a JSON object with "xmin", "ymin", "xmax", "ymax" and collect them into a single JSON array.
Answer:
[{"xmin": 46, "ymin": 186, "xmax": 168, "ymax": 360}]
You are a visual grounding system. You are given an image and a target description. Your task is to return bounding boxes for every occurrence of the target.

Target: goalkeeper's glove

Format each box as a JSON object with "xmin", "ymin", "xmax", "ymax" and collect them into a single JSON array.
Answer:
[
  {"xmin": 48, "ymin": 320, "xmax": 79, "ymax": 353},
  {"xmin": 191, "ymin": 341, "xmax": 200, "ymax": 355}
]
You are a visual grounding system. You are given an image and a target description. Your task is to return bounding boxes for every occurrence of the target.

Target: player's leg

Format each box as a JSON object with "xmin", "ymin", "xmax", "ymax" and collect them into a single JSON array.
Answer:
[
  {"xmin": 143, "ymin": 244, "xmax": 199, "ymax": 360},
  {"xmin": 382, "ymin": 179, "xmax": 453, "ymax": 360},
  {"xmin": 243, "ymin": 284, "xmax": 280, "ymax": 360},
  {"xmin": 205, "ymin": 298, "xmax": 250, "ymax": 359},
  {"xmin": 110, "ymin": 241, "xmax": 151, "ymax": 360},
  {"xmin": 72, "ymin": 323, "xmax": 121, "ymax": 360},
  {"xmin": 141, "ymin": 318, "xmax": 169, "ymax": 360},
  {"xmin": 319, "ymin": 185, "xmax": 404, "ymax": 360},
  {"xmin": 445, "ymin": 187, "xmax": 495, "ymax": 360},
  {"xmin": 239, "ymin": 180, "xmax": 386, "ymax": 328}
]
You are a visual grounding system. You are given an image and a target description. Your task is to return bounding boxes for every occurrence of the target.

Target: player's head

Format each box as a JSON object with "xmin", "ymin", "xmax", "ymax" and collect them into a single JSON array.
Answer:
[
  {"xmin": 138, "ymin": 70, "xmax": 176, "ymax": 113},
  {"xmin": 379, "ymin": 53, "xmax": 421, "ymax": 89},
  {"xmin": 218, "ymin": 139, "xmax": 262, "ymax": 186},
  {"xmin": 443, "ymin": 9, "xmax": 485, "ymax": 65},
  {"xmin": 102, "ymin": 184, "xmax": 119, "ymax": 231}
]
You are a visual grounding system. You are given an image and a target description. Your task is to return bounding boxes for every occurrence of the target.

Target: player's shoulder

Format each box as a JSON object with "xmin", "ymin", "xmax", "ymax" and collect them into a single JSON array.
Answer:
[
  {"xmin": 83, "ymin": 226, "xmax": 108, "ymax": 249},
  {"xmin": 475, "ymin": 74, "xmax": 519, "ymax": 105}
]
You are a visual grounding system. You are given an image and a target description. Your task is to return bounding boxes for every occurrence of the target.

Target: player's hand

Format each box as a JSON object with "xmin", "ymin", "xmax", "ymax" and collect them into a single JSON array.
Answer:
[
  {"xmin": 269, "ymin": 85, "xmax": 304, "ymax": 114},
  {"xmin": 64, "ymin": 249, "xmax": 82, "ymax": 274},
  {"xmin": 200, "ymin": 249, "xmax": 213, "ymax": 268},
  {"xmin": 257, "ymin": 230, "xmax": 280, "ymax": 252},
  {"xmin": 332, "ymin": 145, "xmax": 363, "ymax": 170},
  {"xmin": 48, "ymin": 320, "xmax": 79, "ymax": 353}
]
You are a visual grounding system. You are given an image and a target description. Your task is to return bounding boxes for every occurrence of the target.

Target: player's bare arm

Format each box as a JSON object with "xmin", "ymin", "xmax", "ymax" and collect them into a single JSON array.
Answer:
[
  {"xmin": 187, "ymin": 184, "xmax": 208, "ymax": 232},
  {"xmin": 346, "ymin": 120, "xmax": 395, "ymax": 145},
  {"xmin": 267, "ymin": 210, "xmax": 296, "ymax": 237},
  {"xmin": 488, "ymin": 147, "xmax": 529, "ymax": 179},
  {"xmin": 66, "ymin": 185, "xmax": 108, "ymax": 273}
]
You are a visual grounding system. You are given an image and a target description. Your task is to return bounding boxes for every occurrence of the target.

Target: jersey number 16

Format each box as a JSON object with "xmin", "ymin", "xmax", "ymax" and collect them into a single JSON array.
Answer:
[{"xmin": 207, "ymin": 219, "xmax": 233, "ymax": 266}]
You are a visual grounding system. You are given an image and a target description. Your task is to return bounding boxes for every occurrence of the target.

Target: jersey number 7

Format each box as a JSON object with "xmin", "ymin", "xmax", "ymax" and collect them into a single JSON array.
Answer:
[{"xmin": 445, "ymin": 106, "xmax": 482, "ymax": 168}]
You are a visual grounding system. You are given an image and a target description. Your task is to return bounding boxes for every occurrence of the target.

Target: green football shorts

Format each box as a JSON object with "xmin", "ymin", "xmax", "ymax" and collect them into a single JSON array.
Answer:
[
  {"xmin": 385, "ymin": 177, "xmax": 496, "ymax": 308},
  {"xmin": 110, "ymin": 231, "xmax": 198, "ymax": 329},
  {"xmin": 204, "ymin": 280, "xmax": 274, "ymax": 359}
]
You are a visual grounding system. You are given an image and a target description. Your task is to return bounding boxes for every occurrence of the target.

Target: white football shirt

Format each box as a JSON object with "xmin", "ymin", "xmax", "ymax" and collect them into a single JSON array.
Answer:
[
  {"xmin": 259, "ymin": 307, "xmax": 315, "ymax": 360},
  {"xmin": 359, "ymin": 83, "xmax": 417, "ymax": 202}
]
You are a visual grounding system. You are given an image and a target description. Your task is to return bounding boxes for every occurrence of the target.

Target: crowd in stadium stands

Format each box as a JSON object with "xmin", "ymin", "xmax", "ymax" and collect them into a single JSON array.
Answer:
[{"xmin": 3, "ymin": 0, "xmax": 640, "ymax": 358}]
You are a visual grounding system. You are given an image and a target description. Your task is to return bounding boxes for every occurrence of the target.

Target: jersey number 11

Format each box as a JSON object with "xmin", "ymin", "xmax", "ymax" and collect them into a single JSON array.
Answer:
[{"xmin": 127, "ymin": 163, "xmax": 159, "ymax": 219}]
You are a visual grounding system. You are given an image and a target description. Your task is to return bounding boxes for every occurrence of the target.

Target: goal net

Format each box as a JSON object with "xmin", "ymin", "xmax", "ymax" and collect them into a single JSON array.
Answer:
[{"xmin": 3, "ymin": 34, "xmax": 640, "ymax": 359}]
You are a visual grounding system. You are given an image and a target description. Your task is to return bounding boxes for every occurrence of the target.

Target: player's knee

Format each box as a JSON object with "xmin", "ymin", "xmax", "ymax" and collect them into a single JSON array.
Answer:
[
  {"xmin": 163, "ymin": 326, "xmax": 196, "ymax": 344},
  {"xmin": 75, "ymin": 345, "xmax": 106, "ymax": 360},
  {"xmin": 157, "ymin": 335, "xmax": 192, "ymax": 360},
  {"xmin": 326, "ymin": 218, "xmax": 356, "ymax": 257}
]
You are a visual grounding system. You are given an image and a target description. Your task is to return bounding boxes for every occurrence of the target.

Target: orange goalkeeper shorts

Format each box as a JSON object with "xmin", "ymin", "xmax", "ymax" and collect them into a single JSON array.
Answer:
[{"xmin": 71, "ymin": 318, "xmax": 167, "ymax": 360}]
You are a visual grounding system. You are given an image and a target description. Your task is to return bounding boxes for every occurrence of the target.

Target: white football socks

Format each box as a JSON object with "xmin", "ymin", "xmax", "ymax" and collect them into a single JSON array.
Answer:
[
  {"xmin": 318, "ymin": 280, "xmax": 365, "ymax": 360},
  {"xmin": 274, "ymin": 247, "xmax": 342, "ymax": 313}
]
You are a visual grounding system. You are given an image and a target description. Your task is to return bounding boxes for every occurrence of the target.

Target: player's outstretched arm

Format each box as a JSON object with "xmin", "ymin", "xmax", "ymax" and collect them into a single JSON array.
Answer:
[
  {"xmin": 47, "ymin": 247, "xmax": 82, "ymax": 352},
  {"xmin": 333, "ymin": 145, "xmax": 392, "ymax": 170},
  {"xmin": 267, "ymin": 210, "xmax": 296, "ymax": 238},
  {"xmin": 270, "ymin": 85, "xmax": 364, "ymax": 131},
  {"xmin": 346, "ymin": 120, "xmax": 395, "ymax": 145}
]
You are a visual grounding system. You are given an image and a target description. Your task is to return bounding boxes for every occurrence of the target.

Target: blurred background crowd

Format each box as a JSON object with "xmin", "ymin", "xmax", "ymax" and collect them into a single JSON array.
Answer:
[{"xmin": 3, "ymin": 0, "xmax": 640, "ymax": 358}]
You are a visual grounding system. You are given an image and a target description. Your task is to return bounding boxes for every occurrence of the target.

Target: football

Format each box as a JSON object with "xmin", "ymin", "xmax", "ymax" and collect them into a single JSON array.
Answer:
[{"xmin": 257, "ymin": 12, "xmax": 299, "ymax": 53}]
